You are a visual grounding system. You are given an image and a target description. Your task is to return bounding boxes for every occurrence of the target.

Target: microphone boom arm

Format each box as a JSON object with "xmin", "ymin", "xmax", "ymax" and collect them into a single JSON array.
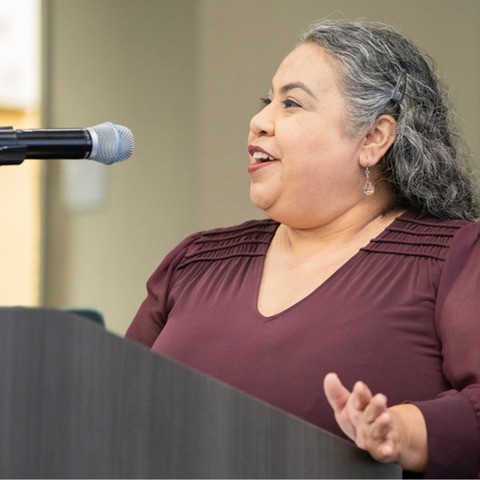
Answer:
[{"xmin": 0, "ymin": 127, "xmax": 26, "ymax": 165}]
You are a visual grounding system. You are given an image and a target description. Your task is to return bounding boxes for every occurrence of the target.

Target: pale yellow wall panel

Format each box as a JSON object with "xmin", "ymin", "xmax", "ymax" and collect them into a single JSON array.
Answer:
[{"xmin": 0, "ymin": 109, "xmax": 42, "ymax": 305}]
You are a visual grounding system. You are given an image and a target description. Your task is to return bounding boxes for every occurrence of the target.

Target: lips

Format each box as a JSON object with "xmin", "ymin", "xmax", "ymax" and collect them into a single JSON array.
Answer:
[{"xmin": 247, "ymin": 145, "xmax": 279, "ymax": 173}]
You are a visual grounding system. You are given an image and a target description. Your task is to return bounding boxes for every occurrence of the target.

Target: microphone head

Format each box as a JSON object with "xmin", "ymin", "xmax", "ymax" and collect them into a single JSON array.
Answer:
[{"xmin": 87, "ymin": 122, "xmax": 134, "ymax": 164}]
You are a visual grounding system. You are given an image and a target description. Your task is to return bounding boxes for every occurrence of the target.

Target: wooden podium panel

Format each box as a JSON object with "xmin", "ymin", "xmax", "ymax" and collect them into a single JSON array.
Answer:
[{"xmin": 0, "ymin": 308, "xmax": 401, "ymax": 478}]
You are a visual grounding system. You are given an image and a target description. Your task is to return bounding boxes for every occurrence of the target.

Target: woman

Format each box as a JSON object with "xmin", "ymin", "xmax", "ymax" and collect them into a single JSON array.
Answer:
[{"xmin": 126, "ymin": 20, "xmax": 480, "ymax": 477}]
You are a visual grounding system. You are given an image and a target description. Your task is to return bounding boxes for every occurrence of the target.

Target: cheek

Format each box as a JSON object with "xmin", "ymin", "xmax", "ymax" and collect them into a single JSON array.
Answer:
[
  {"xmin": 285, "ymin": 149, "xmax": 359, "ymax": 202},
  {"xmin": 293, "ymin": 168, "xmax": 330, "ymax": 202},
  {"xmin": 284, "ymin": 151, "xmax": 328, "ymax": 188}
]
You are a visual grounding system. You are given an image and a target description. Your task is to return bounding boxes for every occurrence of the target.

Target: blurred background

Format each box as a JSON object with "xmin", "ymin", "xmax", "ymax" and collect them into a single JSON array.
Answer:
[{"xmin": 0, "ymin": 0, "xmax": 479, "ymax": 336}]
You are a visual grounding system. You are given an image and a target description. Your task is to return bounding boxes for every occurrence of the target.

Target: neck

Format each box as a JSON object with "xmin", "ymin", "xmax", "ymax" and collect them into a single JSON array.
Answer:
[{"xmin": 275, "ymin": 203, "xmax": 404, "ymax": 259}]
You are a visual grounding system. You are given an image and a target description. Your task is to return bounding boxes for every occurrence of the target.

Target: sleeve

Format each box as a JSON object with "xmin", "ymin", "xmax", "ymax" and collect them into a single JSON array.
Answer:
[
  {"xmin": 413, "ymin": 222, "xmax": 480, "ymax": 478},
  {"xmin": 124, "ymin": 232, "xmax": 201, "ymax": 348}
]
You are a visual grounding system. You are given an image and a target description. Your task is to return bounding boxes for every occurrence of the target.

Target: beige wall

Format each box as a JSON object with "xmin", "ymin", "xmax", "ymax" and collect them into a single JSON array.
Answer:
[{"xmin": 42, "ymin": 0, "xmax": 480, "ymax": 335}]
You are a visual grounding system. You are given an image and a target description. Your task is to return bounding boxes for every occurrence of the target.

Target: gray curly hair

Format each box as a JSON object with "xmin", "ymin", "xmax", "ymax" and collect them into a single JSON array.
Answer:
[{"xmin": 300, "ymin": 19, "xmax": 480, "ymax": 220}]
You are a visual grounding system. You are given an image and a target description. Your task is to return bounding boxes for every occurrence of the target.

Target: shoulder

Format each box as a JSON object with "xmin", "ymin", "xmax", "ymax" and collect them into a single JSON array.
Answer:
[
  {"xmin": 176, "ymin": 219, "xmax": 279, "ymax": 269},
  {"xmin": 394, "ymin": 210, "xmax": 476, "ymax": 233},
  {"xmin": 143, "ymin": 219, "xmax": 278, "ymax": 290},
  {"xmin": 398, "ymin": 211, "xmax": 480, "ymax": 248},
  {"xmin": 364, "ymin": 210, "xmax": 480, "ymax": 261}
]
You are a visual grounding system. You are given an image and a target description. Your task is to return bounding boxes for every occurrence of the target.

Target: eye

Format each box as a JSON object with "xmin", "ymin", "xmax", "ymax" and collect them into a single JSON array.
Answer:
[
  {"xmin": 260, "ymin": 97, "xmax": 271, "ymax": 107},
  {"xmin": 283, "ymin": 98, "xmax": 302, "ymax": 108}
]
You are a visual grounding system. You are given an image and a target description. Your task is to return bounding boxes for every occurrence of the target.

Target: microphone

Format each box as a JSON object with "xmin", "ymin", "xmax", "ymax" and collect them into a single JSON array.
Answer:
[{"xmin": 0, "ymin": 122, "xmax": 134, "ymax": 166}]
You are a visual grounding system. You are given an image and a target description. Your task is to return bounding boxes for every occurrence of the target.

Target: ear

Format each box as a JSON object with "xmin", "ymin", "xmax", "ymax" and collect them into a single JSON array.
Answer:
[{"xmin": 359, "ymin": 115, "xmax": 396, "ymax": 168}]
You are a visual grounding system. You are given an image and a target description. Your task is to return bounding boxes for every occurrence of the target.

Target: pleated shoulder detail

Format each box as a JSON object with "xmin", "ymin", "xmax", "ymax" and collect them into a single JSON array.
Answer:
[
  {"xmin": 361, "ymin": 212, "xmax": 471, "ymax": 260},
  {"xmin": 177, "ymin": 219, "xmax": 278, "ymax": 269}
]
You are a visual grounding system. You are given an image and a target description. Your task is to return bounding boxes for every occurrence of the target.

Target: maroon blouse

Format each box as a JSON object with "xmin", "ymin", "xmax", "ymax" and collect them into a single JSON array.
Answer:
[{"xmin": 126, "ymin": 211, "xmax": 480, "ymax": 478}]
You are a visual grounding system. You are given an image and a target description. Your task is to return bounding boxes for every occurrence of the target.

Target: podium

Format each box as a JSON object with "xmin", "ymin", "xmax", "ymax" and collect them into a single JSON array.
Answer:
[{"xmin": 0, "ymin": 307, "xmax": 401, "ymax": 478}]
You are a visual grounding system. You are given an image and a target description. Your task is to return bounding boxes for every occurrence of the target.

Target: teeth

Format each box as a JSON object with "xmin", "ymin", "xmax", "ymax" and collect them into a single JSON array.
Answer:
[{"xmin": 253, "ymin": 151, "xmax": 275, "ymax": 161}]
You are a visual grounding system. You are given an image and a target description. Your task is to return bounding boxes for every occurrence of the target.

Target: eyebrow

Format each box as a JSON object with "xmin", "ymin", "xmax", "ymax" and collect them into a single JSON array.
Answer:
[{"xmin": 277, "ymin": 82, "xmax": 318, "ymax": 100}]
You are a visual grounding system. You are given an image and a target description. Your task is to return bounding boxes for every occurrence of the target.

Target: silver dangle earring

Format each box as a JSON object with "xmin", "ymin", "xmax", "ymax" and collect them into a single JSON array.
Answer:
[{"xmin": 363, "ymin": 166, "xmax": 375, "ymax": 196}]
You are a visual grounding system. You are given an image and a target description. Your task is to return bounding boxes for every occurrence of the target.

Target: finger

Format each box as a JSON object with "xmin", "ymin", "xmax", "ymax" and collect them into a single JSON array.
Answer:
[
  {"xmin": 323, "ymin": 373, "xmax": 350, "ymax": 413},
  {"xmin": 363, "ymin": 393, "xmax": 388, "ymax": 424},
  {"xmin": 369, "ymin": 410, "xmax": 392, "ymax": 441},
  {"xmin": 359, "ymin": 413, "xmax": 396, "ymax": 463},
  {"xmin": 367, "ymin": 442, "xmax": 396, "ymax": 464},
  {"xmin": 379, "ymin": 441, "xmax": 395, "ymax": 461},
  {"xmin": 371, "ymin": 437, "xmax": 397, "ymax": 464},
  {"xmin": 351, "ymin": 381, "xmax": 373, "ymax": 411}
]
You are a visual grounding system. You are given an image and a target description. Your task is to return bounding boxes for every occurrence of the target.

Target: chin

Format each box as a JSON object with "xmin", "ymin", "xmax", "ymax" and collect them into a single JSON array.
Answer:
[{"xmin": 249, "ymin": 189, "xmax": 275, "ymax": 213}]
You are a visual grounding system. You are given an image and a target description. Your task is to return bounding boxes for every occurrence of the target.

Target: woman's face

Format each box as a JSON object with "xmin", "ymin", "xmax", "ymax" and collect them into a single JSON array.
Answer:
[{"xmin": 247, "ymin": 42, "xmax": 367, "ymax": 228}]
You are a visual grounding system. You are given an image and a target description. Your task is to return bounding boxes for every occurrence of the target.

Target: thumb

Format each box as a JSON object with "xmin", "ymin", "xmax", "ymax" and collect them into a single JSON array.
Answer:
[{"xmin": 324, "ymin": 372, "xmax": 350, "ymax": 413}]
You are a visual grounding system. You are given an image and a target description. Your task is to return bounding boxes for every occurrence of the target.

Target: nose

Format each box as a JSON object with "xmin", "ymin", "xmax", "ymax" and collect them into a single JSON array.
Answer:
[{"xmin": 249, "ymin": 103, "xmax": 274, "ymax": 137}]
